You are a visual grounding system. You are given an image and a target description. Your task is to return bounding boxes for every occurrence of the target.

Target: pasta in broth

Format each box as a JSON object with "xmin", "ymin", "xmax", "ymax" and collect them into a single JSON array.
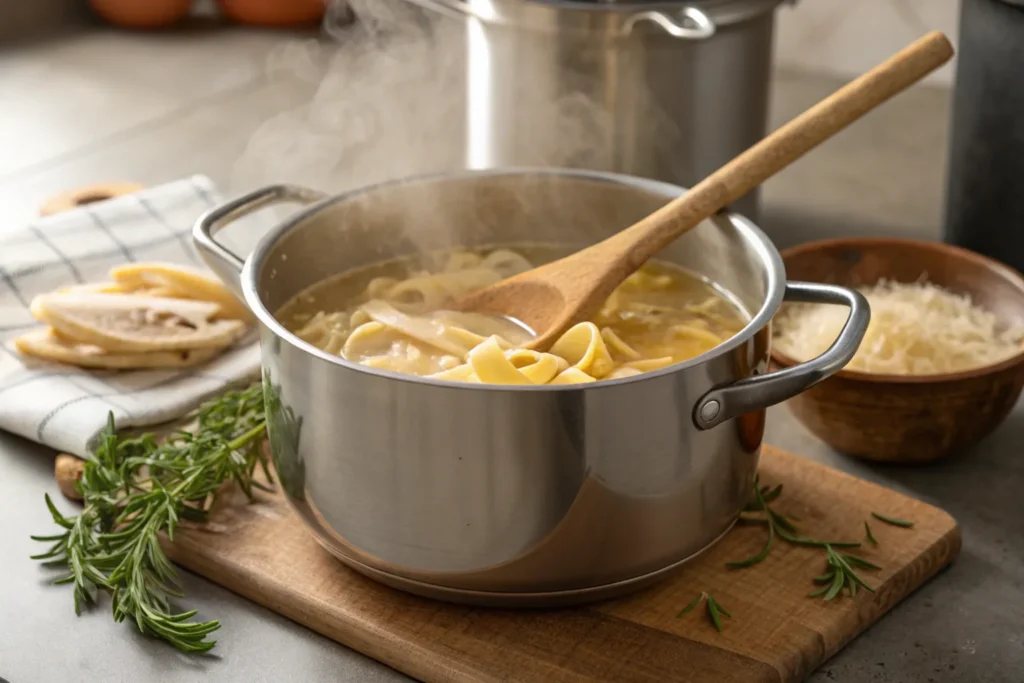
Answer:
[{"xmin": 277, "ymin": 248, "xmax": 748, "ymax": 385}]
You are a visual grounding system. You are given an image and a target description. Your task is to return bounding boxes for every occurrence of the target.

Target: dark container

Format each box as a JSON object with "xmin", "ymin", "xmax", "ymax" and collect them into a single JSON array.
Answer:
[{"xmin": 944, "ymin": 0, "xmax": 1024, "ymax": 272}]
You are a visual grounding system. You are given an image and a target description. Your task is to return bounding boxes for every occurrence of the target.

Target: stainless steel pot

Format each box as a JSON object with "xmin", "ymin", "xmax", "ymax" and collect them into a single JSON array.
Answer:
[
  {"xmin": 193, "ymin": 169, "xmax": 867, "ymax": 606},
  {"xmin": 400, "ymin": 0, "xmax": 785, "ymax": 218}
]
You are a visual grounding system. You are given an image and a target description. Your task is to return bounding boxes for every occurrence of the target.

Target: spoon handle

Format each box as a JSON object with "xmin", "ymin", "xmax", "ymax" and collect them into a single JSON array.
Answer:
[{"xmin": 610, "ymin": 31, "xmax": 954, "ymax": 270}]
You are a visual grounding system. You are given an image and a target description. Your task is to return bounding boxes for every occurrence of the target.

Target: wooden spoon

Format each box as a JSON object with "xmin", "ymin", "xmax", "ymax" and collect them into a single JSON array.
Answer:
[{"xmin": 454, "ymin": 31, "xmax": 955, "ymax": 351}]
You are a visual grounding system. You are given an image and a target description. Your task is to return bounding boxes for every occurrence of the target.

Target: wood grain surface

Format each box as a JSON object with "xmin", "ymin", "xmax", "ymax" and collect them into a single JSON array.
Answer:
[{"xmin": 166, "ymin": 445, "xmax": 961, "ymax": 683}]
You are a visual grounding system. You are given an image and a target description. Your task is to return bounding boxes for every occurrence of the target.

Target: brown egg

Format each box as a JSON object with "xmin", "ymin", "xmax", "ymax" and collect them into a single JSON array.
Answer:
[
  {"xmin": 89, "ymin": 0, "xmax": 193, "ymax": 29},
  {"xmin": 217, "ymin": 0, "xmax": 326, "ymax": 27}
]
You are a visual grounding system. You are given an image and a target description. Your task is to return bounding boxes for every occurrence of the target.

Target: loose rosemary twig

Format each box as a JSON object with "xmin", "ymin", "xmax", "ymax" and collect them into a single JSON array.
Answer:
[
  {"xmin": 31, "ymin": 384, "xmax": 270, "ymax": 653},
  {"xmin": 680, "ymin": 480, "xmax": 909, "ymax": 621},
  {"xmin": 730, "ymin": 478, "xmax": 861, "ymax": 570},
  {"xmin": 728, "ymin": 477, "xmax": 884, "ymax": 600},
  {"xmin": 871, "ymin": 511, "xmax": 915, "ymax": 528},
  {"xmin": 677, "ymin": 591, "xmax": 731, "ymax": 632},
  {"xmin": 809, "ymin": 545, "xmax": 880, "ymax": 599},
  {"xmin": 864, "ymin": 521, "xmax": 879, "ymax": 545}
]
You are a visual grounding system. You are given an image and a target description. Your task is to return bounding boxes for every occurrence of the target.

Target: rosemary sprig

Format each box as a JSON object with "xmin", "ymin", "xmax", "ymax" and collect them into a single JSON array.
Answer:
[
  {"xmin": 730, "ymin": 477, "xmax": 889, "ymax": 601},
  {"xmin": 808, "ymin": 544, "xmax": 880, "ymax": 599},
  {"xmin": 677, "ymin": 591, "xmax": 731, "ymax": 632},
  {"xmin": 31, "ymin": 384, "xmax": 270, "ymax": 653},
  {"xmin": 731, "ymin": 477, "xmax": 861, "ymax": 568},
  {"xmin": 871, "ymin": 511, "xmax": 915, "ymax": 528}
]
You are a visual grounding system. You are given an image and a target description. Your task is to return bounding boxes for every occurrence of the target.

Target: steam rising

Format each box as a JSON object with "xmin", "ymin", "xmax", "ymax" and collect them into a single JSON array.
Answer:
[
  {"xmin": 232, "ymin": 1, "xmax": 466, "ymax": 193},
  {"xmin": 230, "ymin": 0, "xmax": 638, "ymax": 195}
]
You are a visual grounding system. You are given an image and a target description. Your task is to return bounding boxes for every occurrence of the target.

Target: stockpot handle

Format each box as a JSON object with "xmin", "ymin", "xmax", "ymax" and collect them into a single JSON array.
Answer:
[
  {"xmin": 398, "ymin": 0, "xmax": 717, "ymax": 40},
  {"xmin": 692, "ymin": 281, "xmax": 870, "ymax": 430},
  {"xmin": 193, "ymin": 184, "xmax": 326, "ymax": 297},
  {"xmin": 621, "ymin": 8, "xmax": 716, "ymax": 40}
]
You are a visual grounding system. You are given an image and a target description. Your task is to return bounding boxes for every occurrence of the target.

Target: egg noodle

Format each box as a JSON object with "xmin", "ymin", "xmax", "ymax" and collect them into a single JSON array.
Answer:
[{"xmin": 279, "ymin": 249, "xmax": 747, "ymax": 385}]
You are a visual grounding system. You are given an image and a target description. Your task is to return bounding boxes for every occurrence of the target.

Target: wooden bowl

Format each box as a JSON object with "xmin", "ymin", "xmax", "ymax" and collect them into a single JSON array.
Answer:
[{"xmin": 772, "ymin": 237, "xmax": 1024, "ymax": 463}]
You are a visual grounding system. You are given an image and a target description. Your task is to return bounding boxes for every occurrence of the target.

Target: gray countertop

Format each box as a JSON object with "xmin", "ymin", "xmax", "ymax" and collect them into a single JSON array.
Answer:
[{"xmin": 1, "ymin": 27, "xmax": 1021, "ymax": 683}]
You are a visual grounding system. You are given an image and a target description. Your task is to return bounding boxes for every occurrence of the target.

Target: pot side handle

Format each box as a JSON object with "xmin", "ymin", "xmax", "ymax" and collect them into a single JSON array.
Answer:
[
  {"xmin": 622, "ymin": 8, "xmax": 716, "ymax": 40},
  {"xmin": 193, "ymin": 184, "xmax": 327, "ymax": 298},
  {"xmin": 692, "ymin": 281, "xmax": 870, "ymax": 430},
  {"xmin": 400, "ymin": 0, "xmax": 716, "ymax": 41}
]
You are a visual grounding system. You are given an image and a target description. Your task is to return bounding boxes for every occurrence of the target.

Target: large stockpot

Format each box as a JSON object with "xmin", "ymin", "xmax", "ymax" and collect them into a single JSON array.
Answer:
[
  {"xmin": 194, "ymin": 169, "xmax": 867, "ymax": 606},
  {"xmin": 400, "ymin": 0, "xmax": 785, "ymax": 218}
]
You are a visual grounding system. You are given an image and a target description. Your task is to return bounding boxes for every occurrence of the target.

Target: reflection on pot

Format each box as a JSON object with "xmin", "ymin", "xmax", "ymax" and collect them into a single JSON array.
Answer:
[
  {"xmin": 735, "ymin": 323, "xmax": 770, "ymax": 455},
  {"xmin": 263, "ymin": 369, "xmax": 305, "ymax": 501}
]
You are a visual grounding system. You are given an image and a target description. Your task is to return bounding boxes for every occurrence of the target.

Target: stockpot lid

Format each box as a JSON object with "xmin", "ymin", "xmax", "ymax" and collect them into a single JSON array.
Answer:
[{"xmin": 403, "ymin": 0, "xmax": 790, "ymax": 34}]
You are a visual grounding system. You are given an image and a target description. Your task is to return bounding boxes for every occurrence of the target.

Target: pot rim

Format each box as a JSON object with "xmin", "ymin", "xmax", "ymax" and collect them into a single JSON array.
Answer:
[{"xmin": 241, "ymin": 167, "xmax": 786, "ymax": 392}]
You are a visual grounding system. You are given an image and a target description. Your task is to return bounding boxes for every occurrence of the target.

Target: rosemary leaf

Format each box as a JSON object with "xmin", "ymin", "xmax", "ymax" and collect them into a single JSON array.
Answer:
[
  {"xmin": 774, "ymin": 524, "xmax": 861, "ymax": 549},
  {"xmin": 761, "ymin": 484, "xmax": 783, "ymax": 504},
  {"xmin": 864, "ymin": 521, "xmax": 879, "ymax": 545},
  {"xmin": 708, "ymin": 595, "xmax": 732, "ymax": 619},
  {"xmin": 727, "ymin": 522, "xmax": 775, "ymax": 568},
  {"xmin": 677, "ymin": 593, "xmax": 704, "ymax": 617},
  {"xmin": 824, "ymin": 569, "xmax": 845, "ymax": 601},
  {"xmin": 842, "ymin": 554, "xmax": 882, "ymax": 571},
  {"xmin": 766, "ymin": 508, "xmax": 799, "ymax": 534},
  {"xmin": 707, "ymin": 597, "xmax": 725, "ymax": 632},
  {"xmin": 871, "ymin": 511, "xmax": 915, "ymax": 528}
]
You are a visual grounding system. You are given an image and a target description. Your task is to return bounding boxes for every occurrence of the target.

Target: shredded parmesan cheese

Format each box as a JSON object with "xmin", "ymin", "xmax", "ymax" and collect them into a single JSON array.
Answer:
[{"xmin": 773, "ymin": 279, "xmax": 1024, "ymax": 375}]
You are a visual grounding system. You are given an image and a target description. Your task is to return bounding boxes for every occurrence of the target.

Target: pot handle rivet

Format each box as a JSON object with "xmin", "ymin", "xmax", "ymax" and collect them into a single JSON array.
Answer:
[{"xmin": 699, "ymin": 399, "xmax": 721, "ymax": 422}]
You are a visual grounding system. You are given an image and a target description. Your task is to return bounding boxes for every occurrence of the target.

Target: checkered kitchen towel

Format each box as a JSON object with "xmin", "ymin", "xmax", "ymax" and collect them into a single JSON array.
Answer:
[{"xmin": 0, "ymin": 176, "xmax": 261, "ymax": 458}]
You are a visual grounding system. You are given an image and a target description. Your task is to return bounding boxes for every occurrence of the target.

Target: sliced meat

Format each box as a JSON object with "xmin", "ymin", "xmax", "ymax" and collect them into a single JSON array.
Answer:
[
  {"xmin": 30, "ymin": 292, "xmax": 248, "ymax": 352},
  {"xmin": 14, "ymin": 327, "xmax": 222, "ymax": 369},
  {"xmin": 109, "ymin": 262, "xmax": 250, "ymax": 320}
]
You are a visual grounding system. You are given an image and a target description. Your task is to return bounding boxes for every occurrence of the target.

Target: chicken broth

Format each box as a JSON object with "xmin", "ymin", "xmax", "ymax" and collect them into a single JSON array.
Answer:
[{"xmin": 276, "ymin": 247, "xmax": 749, "ymax": 384}]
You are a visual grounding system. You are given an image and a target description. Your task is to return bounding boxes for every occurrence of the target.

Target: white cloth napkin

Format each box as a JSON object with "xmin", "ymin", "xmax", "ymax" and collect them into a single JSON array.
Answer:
[{"xmin": 0, "ymin": 175, "xmax": 261, "ymax": 458}]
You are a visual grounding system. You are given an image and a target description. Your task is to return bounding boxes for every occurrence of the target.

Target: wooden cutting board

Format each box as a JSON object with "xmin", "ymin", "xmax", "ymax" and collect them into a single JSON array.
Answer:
[{"xmin": 166, "ymin": 445, "xmax": 960, "ymax": 683}]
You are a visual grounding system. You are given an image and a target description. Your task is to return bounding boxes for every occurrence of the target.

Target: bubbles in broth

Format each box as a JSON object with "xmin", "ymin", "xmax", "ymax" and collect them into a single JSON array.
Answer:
[{"xmin": 276, "ymin": 247, "xmax": 749, "ymax": 384}]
